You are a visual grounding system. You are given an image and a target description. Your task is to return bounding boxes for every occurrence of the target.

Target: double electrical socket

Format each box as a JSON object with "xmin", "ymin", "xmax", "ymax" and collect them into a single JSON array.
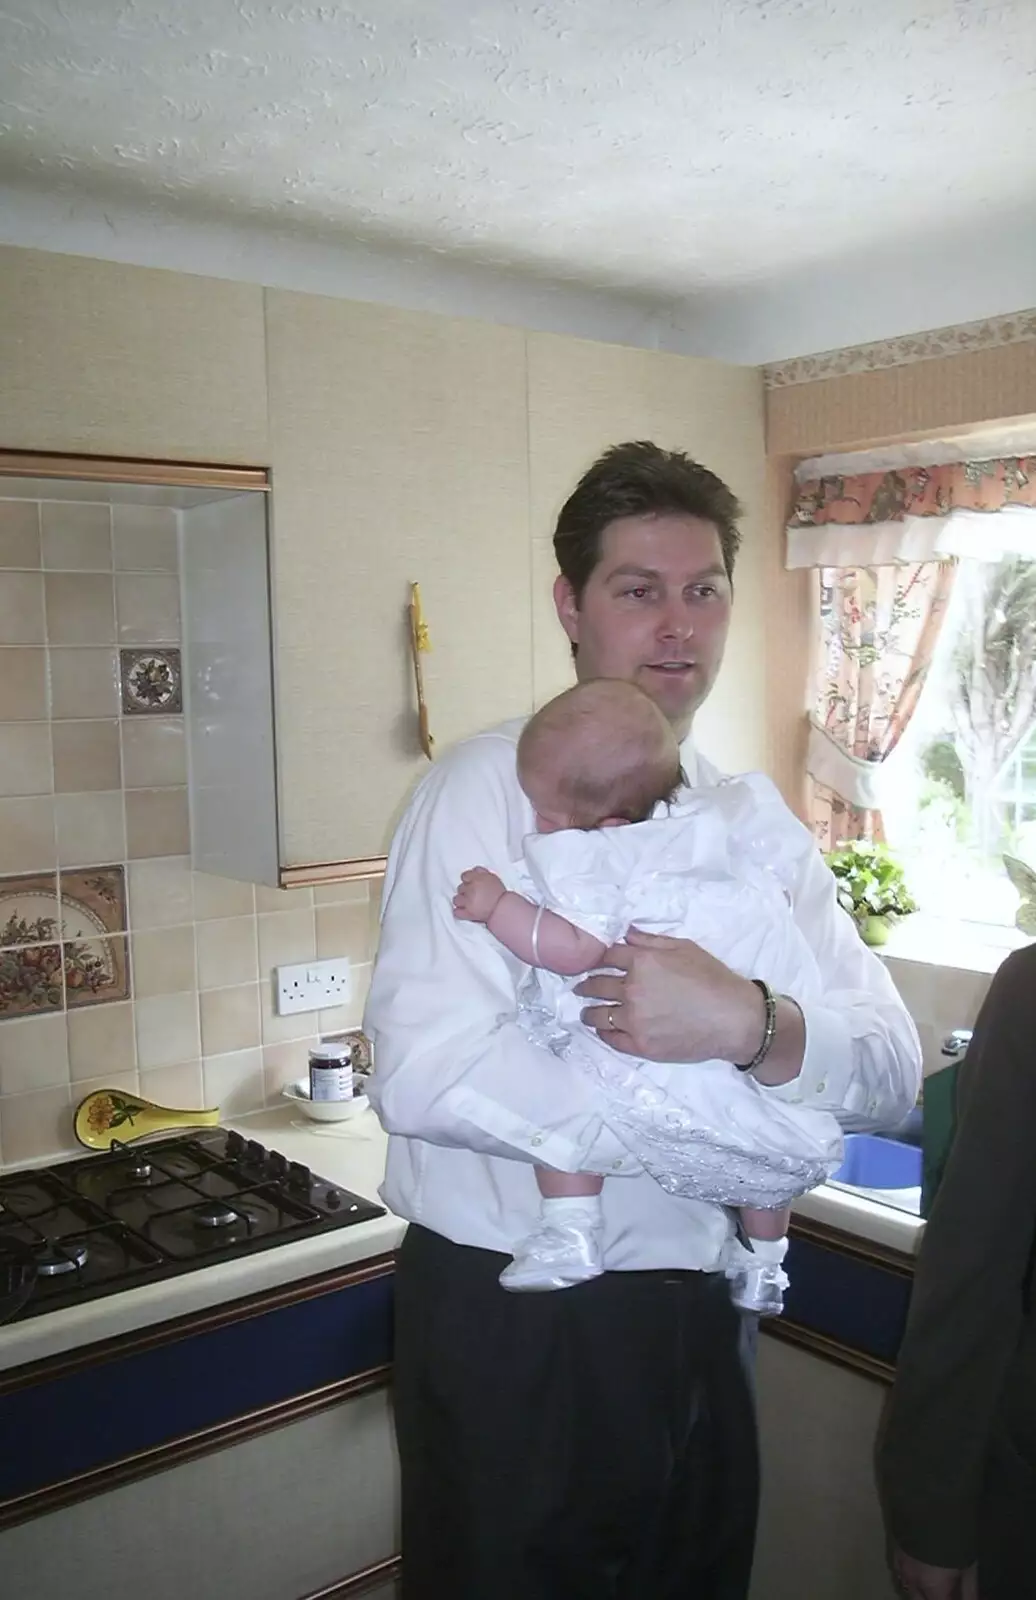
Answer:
[{"xmin": 274, "ymin": 958, "xmax": 352, "ymax": 1016}]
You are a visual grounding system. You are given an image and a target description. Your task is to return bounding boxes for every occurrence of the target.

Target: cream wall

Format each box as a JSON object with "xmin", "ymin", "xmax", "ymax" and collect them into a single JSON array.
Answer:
[
  {"xmin": 0, "ymin": 251, "xmax": 268, "ymax": 464},
  {"xmin": 884, "ymin": 955, "xmax": 992, "ymax": 1077},
  {"xmin": 761, "ymin": 456, "xmax": 813, "ymax": 813},
  {"xmin": 526, "ymin": 331, "xmax": 770, "ymax": 778}
]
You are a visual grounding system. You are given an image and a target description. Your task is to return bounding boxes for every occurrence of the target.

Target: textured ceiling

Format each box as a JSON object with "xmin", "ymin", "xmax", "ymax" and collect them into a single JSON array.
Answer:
[{"xmin": 0, "ymin": 0, "xmax": 1034, "ymax": 300}]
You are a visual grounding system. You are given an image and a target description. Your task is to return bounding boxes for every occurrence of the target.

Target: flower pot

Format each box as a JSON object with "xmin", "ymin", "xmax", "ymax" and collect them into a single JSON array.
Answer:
[{"xmin": 859, "ymin": 914, "xmax": 893, "ymax": 947}]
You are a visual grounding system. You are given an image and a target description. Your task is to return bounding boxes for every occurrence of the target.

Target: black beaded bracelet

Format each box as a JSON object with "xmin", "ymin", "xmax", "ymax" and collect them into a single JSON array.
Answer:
[{"xmin": 734, "ymin": 978, "xmax": 778, "ymax": 1073}]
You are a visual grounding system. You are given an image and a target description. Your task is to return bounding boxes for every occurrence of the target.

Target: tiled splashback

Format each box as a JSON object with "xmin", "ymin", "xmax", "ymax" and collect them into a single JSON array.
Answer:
[
  {"xmin": 884, "ymin": 954, "xmax": 993, "ymax": 1079},
  {"xmin": 0, "ymin": 497, "xmax": 380, "ymax": 1167}
]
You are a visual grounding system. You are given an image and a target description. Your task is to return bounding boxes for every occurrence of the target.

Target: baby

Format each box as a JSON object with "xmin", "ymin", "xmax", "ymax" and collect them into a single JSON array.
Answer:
[{"xmin": 453, "ymin": 678, "xmax": 842, "ymax": 1313}]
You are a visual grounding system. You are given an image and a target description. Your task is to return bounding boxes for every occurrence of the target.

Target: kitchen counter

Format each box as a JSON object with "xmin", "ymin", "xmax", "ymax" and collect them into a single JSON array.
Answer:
[
  {"xmin": 0, "ymin": 1105, "xmax": 923, "ymax": 1376},
  {"xmin": 0, "ymin": 1106, "xmax": 403, "ymax": 1375},
  {"xmin": 792, "ymin": 1178, "xmax": 923, "ymax": 1257}
]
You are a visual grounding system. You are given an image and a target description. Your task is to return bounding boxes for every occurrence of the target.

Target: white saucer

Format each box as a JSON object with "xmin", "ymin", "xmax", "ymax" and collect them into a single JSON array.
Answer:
[{"xmin": 282, "ymin": 1077, "xmax": 370, "ymax": 1123}]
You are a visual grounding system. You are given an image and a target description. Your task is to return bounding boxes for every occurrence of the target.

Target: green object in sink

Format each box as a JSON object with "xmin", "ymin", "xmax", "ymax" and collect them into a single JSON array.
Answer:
[{"xmin": 921, "ymin": 1062, "xmax": 961, "ymax": 1218}]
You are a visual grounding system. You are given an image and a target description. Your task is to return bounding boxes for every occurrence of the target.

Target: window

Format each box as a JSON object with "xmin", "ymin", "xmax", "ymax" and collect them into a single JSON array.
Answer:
[{"xmin": 881, "ymin": 556, "xmax": 1036, "ymax": 928}]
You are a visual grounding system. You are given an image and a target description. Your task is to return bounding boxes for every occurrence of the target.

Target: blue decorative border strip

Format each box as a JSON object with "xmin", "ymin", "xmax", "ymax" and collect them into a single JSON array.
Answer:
[{"xmin": 0, "ymin": 1268, "xmax": 394, "ymax": 1509}]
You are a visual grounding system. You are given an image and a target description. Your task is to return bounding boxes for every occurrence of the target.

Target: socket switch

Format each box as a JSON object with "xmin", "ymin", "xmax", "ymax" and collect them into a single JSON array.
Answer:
[{"xmin": 274, "ymin": 957, "xmax": 352, "ymax": 1016}]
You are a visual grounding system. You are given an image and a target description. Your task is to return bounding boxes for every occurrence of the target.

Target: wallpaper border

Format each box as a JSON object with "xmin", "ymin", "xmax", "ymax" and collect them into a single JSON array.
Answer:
[{"xmin": 763, "ymin": 308, "xmax": 1036, "ymax": 390}]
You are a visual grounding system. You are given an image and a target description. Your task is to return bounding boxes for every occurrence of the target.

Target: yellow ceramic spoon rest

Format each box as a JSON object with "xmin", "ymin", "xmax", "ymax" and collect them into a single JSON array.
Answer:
[{"xmin": 74, "ymin": 1088, "xmax": 220, "ymax": 1151}]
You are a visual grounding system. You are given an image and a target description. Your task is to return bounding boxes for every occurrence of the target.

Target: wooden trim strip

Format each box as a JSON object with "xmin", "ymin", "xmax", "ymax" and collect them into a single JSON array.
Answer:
[
  {"xmin": 0, "ymin": 1253, "xmax": 396, "ymax": 1396},
  {"xmin": 762, "ymin": 1316, "xmax": 896, "ymax": 1384},
  {"xmin": 0, "ymin": 450, "xmax": 269, "ymax": 492},
  {"xmin": 0, "ymin": 1364, "xmax": 391, "ymax": 1532},
  {"xmin": 280, "ymin": 859, "xmax": 387, "ymax": 888},
  {"xmin": 298, "ymin": 1554, "xmax": 401, "ymax": 1599},
  {"xmin": 789, "ymin": 1214, "xmax": 917, "ymax": 1277}
]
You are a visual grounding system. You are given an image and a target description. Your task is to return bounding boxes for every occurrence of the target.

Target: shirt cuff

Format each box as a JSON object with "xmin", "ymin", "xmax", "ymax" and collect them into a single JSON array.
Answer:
[{"xmin": 761, "ymin": 1002, "xmax": 856, "ymax": 1113}]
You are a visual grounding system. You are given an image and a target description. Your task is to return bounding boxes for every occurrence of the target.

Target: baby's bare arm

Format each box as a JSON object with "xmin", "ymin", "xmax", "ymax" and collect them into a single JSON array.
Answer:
[
  {"xmin": 453, "ymin": 866, "xmax": 607, "ymax": 974},
  {"xmin": 487, "ymin": 893, "xmax": 607, "ymax": 976}
]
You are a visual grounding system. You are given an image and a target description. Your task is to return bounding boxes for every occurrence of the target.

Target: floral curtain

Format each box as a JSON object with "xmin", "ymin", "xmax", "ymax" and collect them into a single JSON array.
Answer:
[
  {"xmin": 790, "ymin": 449, "xmax": 1036, "ymax": 850},
  {"xmin": 809, "ymin": 561, "xmax": 956, "ymax": 848},
  {"xmin": 791, "ymin": 454, "xmax": 1036, "ymax": 529}
]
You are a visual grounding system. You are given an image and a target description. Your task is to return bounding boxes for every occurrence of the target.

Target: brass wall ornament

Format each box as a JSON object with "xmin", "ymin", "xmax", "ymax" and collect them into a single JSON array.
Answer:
[{"xmin": 408, "ymin": 581, "xmax": 435, "ymax": 760}]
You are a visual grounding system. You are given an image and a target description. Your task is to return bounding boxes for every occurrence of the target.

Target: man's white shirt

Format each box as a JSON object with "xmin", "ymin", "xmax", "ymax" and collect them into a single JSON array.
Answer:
[{"xmin": 364, "ymin": 719, "xmax": 922, "ymax": 1272}]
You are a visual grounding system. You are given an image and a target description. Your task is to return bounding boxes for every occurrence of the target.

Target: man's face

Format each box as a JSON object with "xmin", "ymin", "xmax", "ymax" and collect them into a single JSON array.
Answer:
[{"xmin": 553, "ymin": 512, "xmax": 732, "ymax": 740}]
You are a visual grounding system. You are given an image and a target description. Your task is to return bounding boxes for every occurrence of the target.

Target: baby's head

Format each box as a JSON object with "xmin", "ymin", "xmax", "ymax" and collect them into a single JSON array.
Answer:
[{"xmin": 517, "ymin": 679, "xmax": 683, "ymax": 833}]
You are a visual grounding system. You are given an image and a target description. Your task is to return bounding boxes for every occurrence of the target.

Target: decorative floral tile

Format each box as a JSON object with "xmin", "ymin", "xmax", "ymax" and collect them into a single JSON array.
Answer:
[
  {"xmin": 64, "ymin": 933, "xmax": 130, "ymax": 1010},
  {"xmin": 120, "ymin": 647, "xmax": 182, "ymax": 715},
  {"xmin": 59, "ymin": 866, "xmax": 128, "ymax": 937},
  {"xmin": 0, "ymin": 871, "xmax": 59, "ymax": 950},
  {"xmin": 0, "ymin": 942, "xmax": 64, "ymax": 1018},
  {"xmin": 0, "ymin": 868, "xmax": 131, "ymax": 1016}
]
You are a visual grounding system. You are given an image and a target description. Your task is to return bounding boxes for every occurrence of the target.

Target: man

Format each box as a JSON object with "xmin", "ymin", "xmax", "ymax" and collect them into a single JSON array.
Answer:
[
  {"xmin": 878, "ymin": 943, "xmax": 1036, "ymax": 1600},
  {"xmin": 366, "ymin": 441, "xmax": 920, "ymax": 1599}
]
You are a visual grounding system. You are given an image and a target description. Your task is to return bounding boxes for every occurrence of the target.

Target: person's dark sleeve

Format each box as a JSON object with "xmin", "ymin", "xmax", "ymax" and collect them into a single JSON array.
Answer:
[{"xmin": 876, "ymin": 945, "xmax": 1036, "ymax": 1568}]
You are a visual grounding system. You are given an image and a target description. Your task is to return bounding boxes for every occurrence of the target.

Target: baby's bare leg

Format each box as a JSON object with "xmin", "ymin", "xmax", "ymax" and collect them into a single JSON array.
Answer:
[
  {"xmin": 535, "ymin": 1165, "xmax": 604, "ymax": 1199},
  {"xmin": 739, "ymin": 1203, "xmax": 790, "ymax": 1241}
]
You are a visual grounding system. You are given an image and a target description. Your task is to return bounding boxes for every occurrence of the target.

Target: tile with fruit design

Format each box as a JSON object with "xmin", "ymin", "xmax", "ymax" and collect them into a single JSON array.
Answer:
[
  {"xmin": 64, "ymin": 933, "xmax": 130, "ymax": 1010},
  {"xmin": 60, "ymin": 868, "xmax": 130, "ymax": 1009},
  {"xmin": 0, "ymin": 867, "xmax": 130, "ymax": 1018},
  {"xmin": 0, "ymin": 942, "xmax": 65, "ymax": 1018}
]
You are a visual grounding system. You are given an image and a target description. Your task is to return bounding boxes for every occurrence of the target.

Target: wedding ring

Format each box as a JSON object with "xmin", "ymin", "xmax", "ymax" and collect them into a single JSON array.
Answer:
[{"xmin": 607, "ymin": 1009, "xmax": 616, "ymax": 1031}]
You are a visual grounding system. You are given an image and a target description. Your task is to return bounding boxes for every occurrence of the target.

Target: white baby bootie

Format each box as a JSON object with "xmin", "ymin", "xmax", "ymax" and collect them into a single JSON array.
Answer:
[
  {"xmin": 499, "ymin": 1199, "xmax": 604, "ymax": 1293},
  {"xmin": 722, "ymin": 1235, "xmax": 789, "ymax": 1318}
]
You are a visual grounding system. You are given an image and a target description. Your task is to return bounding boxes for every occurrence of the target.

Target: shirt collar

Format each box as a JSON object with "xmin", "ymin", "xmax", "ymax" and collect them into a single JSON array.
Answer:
[{"xmin": 679, "ymin": 735, "xmax": 698, "ymax": 788}]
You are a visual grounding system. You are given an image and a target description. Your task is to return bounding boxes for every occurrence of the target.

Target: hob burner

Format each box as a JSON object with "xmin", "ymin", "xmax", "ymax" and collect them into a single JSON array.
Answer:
[
  {"xmin": 126, "ymin": 1156, "xmax": 153, "ymax": 1183},
  {"xmin": 193, "ymin": 1200, "xmax": 240, "ymax": 1230},
  {"xmin": 37, "ymin": 1241, "xmax": 89, "ymax": 1277}
]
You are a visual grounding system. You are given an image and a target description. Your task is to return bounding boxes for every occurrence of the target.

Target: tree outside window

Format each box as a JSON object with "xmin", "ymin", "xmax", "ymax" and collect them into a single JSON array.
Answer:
[{"xmin": 882, "ymin": 558, "xmax": 1036, "ymax": 925}]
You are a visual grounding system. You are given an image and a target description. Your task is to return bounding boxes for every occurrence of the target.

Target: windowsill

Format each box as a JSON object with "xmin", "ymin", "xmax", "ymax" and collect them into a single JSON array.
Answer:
[{"xmin": 876, "ymin": 912, "xmax": 1030, "ymax": 975}]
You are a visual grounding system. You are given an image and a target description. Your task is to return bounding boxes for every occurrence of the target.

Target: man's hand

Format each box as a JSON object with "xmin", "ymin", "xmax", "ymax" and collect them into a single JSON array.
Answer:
[
  {"xmin": 574, "ymin": 927, "xmax": 762, "ymax": 1063},
  {"xmin": 574, "ymin": 928, "xmax": 805, "ymax": 1084},
  {"xmin": 892, "ymin": 1548, "xmax": 978, "ymax": 1600},
  {"xmin": 453, "ymin": 867, "xmax": 506, "ymax": 925}
]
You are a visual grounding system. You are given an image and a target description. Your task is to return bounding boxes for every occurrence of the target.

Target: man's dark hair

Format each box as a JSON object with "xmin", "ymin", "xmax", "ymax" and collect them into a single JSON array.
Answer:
[{"xmin": 552, "ymin": 440, "xmax": 743, "ymax": 601}]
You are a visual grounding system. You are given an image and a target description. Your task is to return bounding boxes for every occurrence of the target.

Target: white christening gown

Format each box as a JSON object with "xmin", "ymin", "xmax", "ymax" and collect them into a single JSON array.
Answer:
[{"xmin": 507, "ymin": 772, "xmax": 844, "ymax": 1210}]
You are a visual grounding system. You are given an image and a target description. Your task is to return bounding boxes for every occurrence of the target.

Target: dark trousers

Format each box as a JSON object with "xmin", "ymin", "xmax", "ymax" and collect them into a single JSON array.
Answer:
[{"xmin": 393, "ymin": 1223, "xmax": 759, "ymax": 1600}]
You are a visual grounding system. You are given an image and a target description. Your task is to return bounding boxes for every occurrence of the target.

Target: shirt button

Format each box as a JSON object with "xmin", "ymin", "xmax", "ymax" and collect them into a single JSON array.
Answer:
[
  {"xmin": 612, "ymin": 1159, "xmax": 624, "ymax": 1171},
  {"xmin": 868, "ymin": 1099, "xmax": 878, "ymax": 1115},
  {"xmin": 530, "ymin": 1133, "xmax": 544, "ymax": 1147},
  {"xmin": 815, "ymin": 1079, "xmax": 827, "ymax": 1095}
]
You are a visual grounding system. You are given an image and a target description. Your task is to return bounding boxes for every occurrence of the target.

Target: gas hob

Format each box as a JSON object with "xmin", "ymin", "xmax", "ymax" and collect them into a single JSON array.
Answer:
[{"xmin": 0, "ymin": 1128, "xmax": 385, "ymax": 1325}]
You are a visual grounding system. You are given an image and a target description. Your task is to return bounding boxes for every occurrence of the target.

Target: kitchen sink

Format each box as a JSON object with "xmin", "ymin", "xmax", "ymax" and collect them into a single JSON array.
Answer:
[
  {"xmin": 827, "ymin": 1133, "xmax": 922, "ymax": 1214},
  {"xmin": 832, "ymin": 1134, "xmax": 922, "ymax": 1189}
]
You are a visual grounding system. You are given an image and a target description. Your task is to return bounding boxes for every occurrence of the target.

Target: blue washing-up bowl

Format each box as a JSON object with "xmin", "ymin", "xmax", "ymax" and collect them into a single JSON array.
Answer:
[{"xmin": 831, "ymin": 1134, "xmax": 922, "ymax": 1190}]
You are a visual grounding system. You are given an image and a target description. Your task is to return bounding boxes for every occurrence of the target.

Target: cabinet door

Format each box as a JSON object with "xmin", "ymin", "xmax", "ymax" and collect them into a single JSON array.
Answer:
[
  {"xmin": 0, "ymin": 246, "xmax": 268, "ymax": 464},
  {"xmin": 753, "ymin": 1335, "xmax": 891, "ymax": 1600},
  {"xmin": 266, "ymin": 291, "xmax": 532, "ymax": 870},
  {"xmin": 527, "ymin": 333, "xmax": 769, "ymax": 778},
  {"xmin": 0, "ymin": 1387, "xmax": 399, "ymax": 1600}
]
